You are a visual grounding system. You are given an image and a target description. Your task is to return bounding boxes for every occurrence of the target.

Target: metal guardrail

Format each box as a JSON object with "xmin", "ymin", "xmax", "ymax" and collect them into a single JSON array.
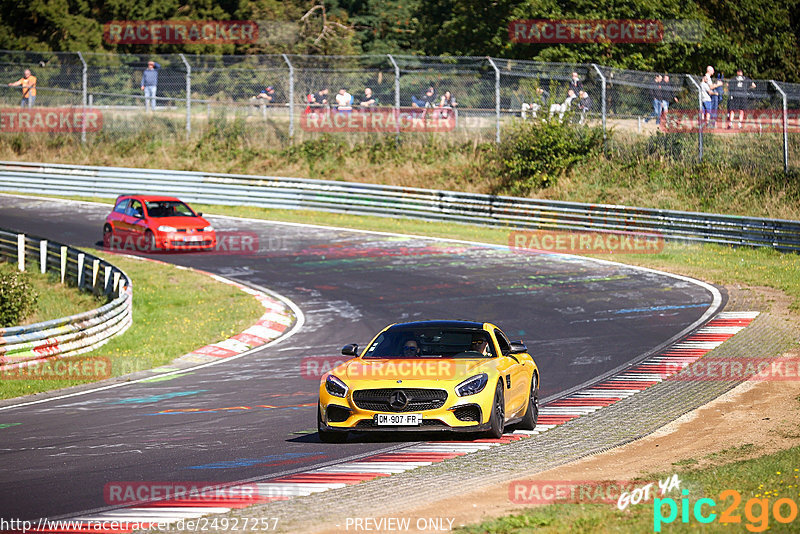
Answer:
[
  {"xmin": 0, "ymin": 160, "xmax": 799, "ymax": 252},
  {"xmin": 0, "ymin": 228, "xmax": 132, "ymax": 368}
]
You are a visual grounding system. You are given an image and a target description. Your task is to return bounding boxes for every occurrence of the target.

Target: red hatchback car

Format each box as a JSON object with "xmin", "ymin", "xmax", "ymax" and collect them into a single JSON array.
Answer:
[{"xmin": 103, "ymin": 195, "xmax": 216, "ymax": 251}]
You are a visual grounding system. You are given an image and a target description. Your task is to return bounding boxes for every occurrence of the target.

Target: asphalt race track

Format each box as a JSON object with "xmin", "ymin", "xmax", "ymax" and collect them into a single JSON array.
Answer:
[{"xmin": 0, "ymin": 195, "xmax": 722, "ymax": 521}]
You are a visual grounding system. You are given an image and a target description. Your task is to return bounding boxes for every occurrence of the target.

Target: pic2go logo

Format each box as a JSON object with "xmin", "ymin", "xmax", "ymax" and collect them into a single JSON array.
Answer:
[{"xmin": 654, "ymin": 489, "xmax": 799, "ymax": 532}]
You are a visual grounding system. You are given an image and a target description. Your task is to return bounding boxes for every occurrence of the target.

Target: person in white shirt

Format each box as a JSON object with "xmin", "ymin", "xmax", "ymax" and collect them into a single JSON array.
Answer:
[
  {"xmin": 700, "ymin": 75, "xmax": 714, "ymax": 124},
  {"xmin": 336, "ymin": 88, "xmax": 353, "ymax": 112}
]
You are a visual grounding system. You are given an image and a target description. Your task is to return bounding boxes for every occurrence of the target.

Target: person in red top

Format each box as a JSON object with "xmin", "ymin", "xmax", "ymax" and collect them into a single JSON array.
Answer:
[{"xmin": 8, "ymin": 69, "xmax": 37, "ymax": 107}]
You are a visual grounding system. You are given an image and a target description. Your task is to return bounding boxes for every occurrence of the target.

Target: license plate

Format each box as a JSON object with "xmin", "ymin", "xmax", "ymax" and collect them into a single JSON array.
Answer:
[
  {"xmin": 184, "ymin": 235, "xmax": 202, "ymax": 242},
  {"xmin": 375, "ymin": 413, "xmax": 422, "ymax": 426}
]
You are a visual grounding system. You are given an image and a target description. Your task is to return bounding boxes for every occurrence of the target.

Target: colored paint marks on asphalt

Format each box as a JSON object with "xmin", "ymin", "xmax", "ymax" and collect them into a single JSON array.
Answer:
[
  {"xmin": 147, "ymin": 402, "xmax": 316, "ymax": 415},
  {"xmin": 0, "ymin": 423, "xmax": 21, "ymax": 429},
  {"xmin": 189, "ymin": 452, "xmax": 327, "ymax": 470},
  {"xmin": 140, "ymin": 372, "xmax": 194, "ymax": 383},
  {"xmin": 112, "ymin": 390, "xmax": 208, "ymax": 404}
]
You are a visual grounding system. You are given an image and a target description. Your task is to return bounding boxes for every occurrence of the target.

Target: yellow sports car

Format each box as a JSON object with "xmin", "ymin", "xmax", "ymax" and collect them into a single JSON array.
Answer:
[{"xmin": 318, "ymin": 321, "xmax": 539, "ymax": 442}]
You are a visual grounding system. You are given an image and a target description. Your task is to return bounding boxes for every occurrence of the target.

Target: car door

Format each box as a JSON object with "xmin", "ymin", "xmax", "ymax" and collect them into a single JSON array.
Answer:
[
  {"xmin": 493, "ymin": 329, "xmax": 527, "ymax": 417},
  {"xmin": 108, "ymin": 198, "xmax": 129, "ymax": 244},
  {"xmin": 126, "ymin": 199, "xmax": 148, "ymax": 246}
]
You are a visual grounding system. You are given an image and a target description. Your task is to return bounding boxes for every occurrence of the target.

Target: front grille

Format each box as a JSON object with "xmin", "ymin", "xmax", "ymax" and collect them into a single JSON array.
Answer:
[
  {"xmin": 169, "ymin": 240, "xmax": 212, "ymax": 247},
  {"xmin": 326, "ymin": 405, "xmax": 351, "ymax": 423},
  {"xmin": 453, "ymin": 405, "xmax": 482, "ymax": 422},
  {"xmin": 352, "ymin": 388, "xmax": 448, "ymax": 412}
]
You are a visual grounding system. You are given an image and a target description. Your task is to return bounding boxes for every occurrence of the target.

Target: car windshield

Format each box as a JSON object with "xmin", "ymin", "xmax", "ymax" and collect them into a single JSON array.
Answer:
[
  {"xmin": 144, "ymin": 200, "xmax": 196, "ymax": 218},
  {"xmin": 363, "ymin": 327, "xmax": 495, "ymax": 359}
]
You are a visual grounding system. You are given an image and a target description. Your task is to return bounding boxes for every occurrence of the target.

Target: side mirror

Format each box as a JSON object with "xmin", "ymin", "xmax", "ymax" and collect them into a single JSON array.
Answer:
[
  {"xmin": 509, "ymin": 341, "xmax": 527, "ymax": 354},
  {"xmin": 341, "ymin": 344, "xmax": 359, "ymax": 357},
  {"xmin": 196, "ymin": 212, "xmax": 203, "ymax": 217}
]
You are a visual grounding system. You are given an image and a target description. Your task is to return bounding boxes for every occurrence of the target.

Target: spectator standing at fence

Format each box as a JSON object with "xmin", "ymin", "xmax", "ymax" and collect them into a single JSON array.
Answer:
[
  {"xmin": 568, "ymin": 72, "xmax": 583, "ymax": 97},
  {"xmin": 412, "ymin": 86, "xmax": 435, "ymax": 108},
  {"xmin": 578, "ymin": 90, "xmax": 592, "ymax": 124},
  {"xmin": 140, "ymin": 61, "xmax": 161, "ymax": 112},
  {"xmin": 8, "ymin": 69, "xmax": 37, "ymax": 108},
  {"xmin": 700, "ymin": 74, "xmax": 714, "ymax": 124},
  {"xmin": 727, "ymin": 69, "xmax": 756, "ymax": 129},
  {"xmin": 359, "ymin": 87, "xmax": 378, "ymax": 107},
  {"xmin": 660, "ymin": 75, "xmax": 679, "ymax": 122},
  {"xmin": 336, "ymin": 88, "xmax": 353, "ymax": 112},
  {"xmin": 705, "ymin": 66, "xmax": 723, "ymax": 126},
  {"xmin": 644, "ymin": 74, "xmax": 663, "ymax": 124}
]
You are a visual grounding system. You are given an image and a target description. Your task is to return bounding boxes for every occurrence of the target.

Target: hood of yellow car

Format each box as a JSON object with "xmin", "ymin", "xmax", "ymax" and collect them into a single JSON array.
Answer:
[{"xmin": 337, "ymin": 358, "xmax": 490, "ymax": 383}]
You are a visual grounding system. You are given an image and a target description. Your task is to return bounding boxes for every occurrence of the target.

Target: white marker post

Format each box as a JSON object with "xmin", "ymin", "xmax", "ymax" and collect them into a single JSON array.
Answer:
[
  {"xmin": 40, "ymin": 240, "xmax": 47, "ymax": 274},
  {"xmin": 104, "ymin": 265, "xmax": 112, "ymax": 294},
  {"xmin": 60, "ymin": 246, "xmax": 68, "ymax": 283},
  {"xmin": 17, "ymin": 234, "xmax": 25, "ymax": 272},
  {"xmin": 77, "ymin": 253, "xmax": 85, "ymax": 288}
]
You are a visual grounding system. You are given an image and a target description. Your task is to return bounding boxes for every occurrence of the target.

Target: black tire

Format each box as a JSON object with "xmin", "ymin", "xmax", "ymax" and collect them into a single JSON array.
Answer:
[
  {"xmin": 486, "ymin": 382, "xmax": 505, "ymax": 439},
  {"xmin": 517, "ymin": 372, "xmax": 539, "ymax": 431},
  {"xmin": 318, "ymin": 405, "xmax": 347, "ymax": 443},
  {"xmin": 102, "ymin": 224, "xmax": 113, "ymax": 249}
]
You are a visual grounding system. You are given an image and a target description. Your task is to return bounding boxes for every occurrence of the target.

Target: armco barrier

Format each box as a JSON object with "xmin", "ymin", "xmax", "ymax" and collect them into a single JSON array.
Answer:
[
  {"xmin": 0, "ymin": 228, "xmax": 132, "ymax": 369},
  {"xmin": 0, "ymin": 160, "xmax": 799, "ymax": 252}
]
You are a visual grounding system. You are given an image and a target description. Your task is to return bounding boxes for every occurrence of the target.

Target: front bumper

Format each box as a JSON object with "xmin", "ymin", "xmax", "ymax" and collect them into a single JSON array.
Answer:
[
  {"xmin": 320, "ymin": 385, "xmax": 494, "ymax": 432},
  {"xmin": 157, "ymin": 232, "xmax": 216, "ymax": 250}
]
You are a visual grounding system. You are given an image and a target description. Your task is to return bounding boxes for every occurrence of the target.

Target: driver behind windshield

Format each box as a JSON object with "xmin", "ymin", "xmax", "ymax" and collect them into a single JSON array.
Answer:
[
  {"xmin": 471, "ymin": 338, "xmax": 491, "ymax": 356},
  {"xmin": 402, "ymin": 339, "xmax": 421, "ymax": 357}
]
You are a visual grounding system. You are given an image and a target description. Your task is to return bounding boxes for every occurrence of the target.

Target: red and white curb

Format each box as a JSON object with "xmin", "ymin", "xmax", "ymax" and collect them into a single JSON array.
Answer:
[
  {"xmin": 527, "ymin": 311, "xmax": 760, "ymax": 432},
  {"xmin": 167, "ymin": 269, "xmax": 294, "ymax": 363},
  {"xmin": 36, "ymin": 311, "xmax": 758, "ymax": 532}
]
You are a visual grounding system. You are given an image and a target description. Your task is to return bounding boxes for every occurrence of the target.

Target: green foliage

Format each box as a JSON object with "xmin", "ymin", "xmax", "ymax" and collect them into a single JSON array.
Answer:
[
  {"xmin": 1, "ymin": 0, "xmax": 798, "ymax": 81},
  {"xmin": 0, "ymin": 265, "xmax": 38, "ymax": 327},
  {"xmin": 493, "ymin": 118, "xmax": 605, "ymax": 194}
]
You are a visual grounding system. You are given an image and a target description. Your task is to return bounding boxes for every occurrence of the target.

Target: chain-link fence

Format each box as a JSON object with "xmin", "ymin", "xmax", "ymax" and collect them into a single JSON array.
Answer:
[{"xmin": 0, "ymin": 50, "xmax": 796, "ymax": 173}]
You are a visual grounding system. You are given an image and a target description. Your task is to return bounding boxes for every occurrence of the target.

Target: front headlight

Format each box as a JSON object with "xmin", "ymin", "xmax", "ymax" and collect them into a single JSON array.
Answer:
[
  {"xmin": 325, "ymin": 375, "xmax": 348, "ymax": 398},
  {"xmin": 202, "ymin": 226, "xmax": 214, "ymax": 232},
  {"xmin": 157, "ymin": 225, "xmax": 177, "ymax": 232},
  {"xmin": 455, "ymin": 373, "xmax": 488, "ymax": 397}
]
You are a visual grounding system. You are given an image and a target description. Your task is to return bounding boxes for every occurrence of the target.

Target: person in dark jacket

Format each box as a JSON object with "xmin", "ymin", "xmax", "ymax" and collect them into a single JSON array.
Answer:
[
  {"xmin": 644, "ymin": 74, "xmax": 662, "ymax": 124},
  {"xmin": 141, "ymin": 61, "xmax": 161, "ymax": 112}
]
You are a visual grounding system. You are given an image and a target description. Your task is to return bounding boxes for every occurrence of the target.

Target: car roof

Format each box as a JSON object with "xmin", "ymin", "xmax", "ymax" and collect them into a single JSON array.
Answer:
[
  {"xmin": 387, "ymin": 320, "xmax": 487, "ymax": 330},
  {"xmin": 116, "ymin": 194, "xmax": 183, "ymax": 202}
]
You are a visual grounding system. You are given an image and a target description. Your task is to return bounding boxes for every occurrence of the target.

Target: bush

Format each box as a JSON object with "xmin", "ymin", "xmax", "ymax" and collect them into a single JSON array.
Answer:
[
  {"xmin": 493, "ymin": 117, "xmax": 605, "ymax": 195},
  {"xmin": 0, "ymin": 266, "xmax": 39, "ymax": 327}
]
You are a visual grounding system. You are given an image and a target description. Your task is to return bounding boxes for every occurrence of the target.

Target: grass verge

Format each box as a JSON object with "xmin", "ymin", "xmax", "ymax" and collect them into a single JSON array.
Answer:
[
  {"xmin": 0, "ymin": 260, "xmax": 102, "ymax": 325},
  {"xmin": 1, "ymin": 124, "xmax": 797, "ymax": 219},
  {"xmin": 0, "ymin": 252, "xmax": 264, "ymax": 400},
  {"xmin": 454, "ymin": 444, "xmax": 800, "ymax": 534}
]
